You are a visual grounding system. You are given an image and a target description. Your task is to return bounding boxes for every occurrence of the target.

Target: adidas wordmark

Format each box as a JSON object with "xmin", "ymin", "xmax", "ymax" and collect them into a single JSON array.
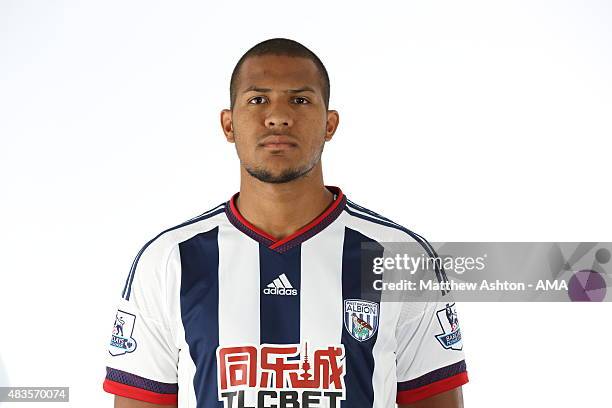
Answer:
[{"xmin": 263, "ymin": 273, "xmax": 298, "ymax": 296}]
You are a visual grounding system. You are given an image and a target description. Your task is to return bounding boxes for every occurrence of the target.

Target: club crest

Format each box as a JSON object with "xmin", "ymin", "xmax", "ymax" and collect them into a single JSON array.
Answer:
[
  {"xmin": 435, "ymin": 303, "xmax": 463, "ymax": 350},
  {"xmin": 344, "ymin": 299, "xmax": 379, "ymax": 342},
  {"xmin": 108, "ymin": 310, "xmax": 137, "ymax": 356}
]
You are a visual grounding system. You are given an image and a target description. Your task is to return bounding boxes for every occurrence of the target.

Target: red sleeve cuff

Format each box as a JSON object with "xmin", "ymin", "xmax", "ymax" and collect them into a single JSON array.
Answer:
[
  {"xmin": 396, "ymin": 371, "xmax": 469, "ymax": 404},
  {"xmin": 103, "ymin": 378, "xmax": 178, "ymax": 405}
]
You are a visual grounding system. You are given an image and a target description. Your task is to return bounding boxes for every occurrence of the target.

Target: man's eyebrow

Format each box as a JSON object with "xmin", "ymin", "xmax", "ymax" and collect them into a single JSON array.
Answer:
[{"xmin": 242, "ymin": 85, "xmax": 317, "ymax": 94}]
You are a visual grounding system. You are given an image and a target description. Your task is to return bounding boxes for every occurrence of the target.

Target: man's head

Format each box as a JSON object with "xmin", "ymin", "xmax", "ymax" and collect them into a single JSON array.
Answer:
[{"xmin": 221, "ymin": 38, "xmax": 339, "ymax": 184}]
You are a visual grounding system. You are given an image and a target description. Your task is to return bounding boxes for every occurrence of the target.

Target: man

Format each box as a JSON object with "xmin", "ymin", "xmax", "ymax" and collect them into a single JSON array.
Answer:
[{"xmin": 102, "ymin": 38, "xmax": 468, "ymax": 408}]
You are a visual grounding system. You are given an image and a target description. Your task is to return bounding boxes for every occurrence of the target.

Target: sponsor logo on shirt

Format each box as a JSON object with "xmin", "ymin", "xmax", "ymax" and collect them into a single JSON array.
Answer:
[
  {"xmin": 217, "ymin": 342, "xmax": 345, "ymax": 408},
  {"xmin": 263, "ymin": 273, "xmax": 298, "ymax": 296}
]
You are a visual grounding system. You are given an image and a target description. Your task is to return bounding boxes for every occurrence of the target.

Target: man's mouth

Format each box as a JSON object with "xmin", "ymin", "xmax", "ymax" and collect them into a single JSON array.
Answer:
[{"xmin": 259, "ymin": 135, "xmax": 298, "ymax": 150}]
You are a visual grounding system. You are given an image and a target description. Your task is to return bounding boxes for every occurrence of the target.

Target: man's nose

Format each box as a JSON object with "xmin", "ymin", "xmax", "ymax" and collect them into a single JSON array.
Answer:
[{"xmin": 265, "ymin": 105, "xmax": 293, "ymax": 128}]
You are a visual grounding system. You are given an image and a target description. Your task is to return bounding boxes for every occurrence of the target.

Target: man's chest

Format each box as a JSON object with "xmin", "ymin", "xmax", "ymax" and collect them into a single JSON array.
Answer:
[{"xmin": 173, "ymin": 230, "xmax": 399, "ymax": 407}]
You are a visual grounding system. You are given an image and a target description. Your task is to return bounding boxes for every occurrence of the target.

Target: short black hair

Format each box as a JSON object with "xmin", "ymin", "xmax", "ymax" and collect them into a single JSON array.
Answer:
[{"xmin": 229, "ymin": 38, "xmax": 330, "ymax": 111}]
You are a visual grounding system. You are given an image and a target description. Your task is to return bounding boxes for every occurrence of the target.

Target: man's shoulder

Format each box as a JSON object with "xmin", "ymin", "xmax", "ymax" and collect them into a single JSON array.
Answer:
[
  {"xmin": 121, "ymin": 200, "xmax": 228, "ymax": 301},
  {"xmin": 127, "ymin": 201, "xmax": 227, "ymax": 273},
  {"xmin": 342, "ymin": 197, "xmax": 432, "ymax": 244},
  {"xmin": 342, "ymin": 197, "xmax": 447, "ymax": 291},
  {"xmin": 140, "ymin": 200, "xmax": 228, "ymax": 256}
]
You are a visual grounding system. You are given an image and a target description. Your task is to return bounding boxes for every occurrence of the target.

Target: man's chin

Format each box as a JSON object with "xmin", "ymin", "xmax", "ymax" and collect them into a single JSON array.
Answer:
[{"xmin": 245, "ymin": 166, "xmax": 312, "ymax": 184}]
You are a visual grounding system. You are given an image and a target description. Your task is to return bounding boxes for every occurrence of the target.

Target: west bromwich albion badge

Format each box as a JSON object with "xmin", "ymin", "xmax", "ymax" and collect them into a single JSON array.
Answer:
[{"xmin": 344, "ymin": 299, "xmax": 379, "ymax": 342}]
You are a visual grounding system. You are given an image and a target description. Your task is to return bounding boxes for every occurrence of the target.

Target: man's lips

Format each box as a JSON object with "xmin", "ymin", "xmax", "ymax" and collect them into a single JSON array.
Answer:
[{"xmin": 258, "ymin": 135, "xmax": 298, "ymax": 150}]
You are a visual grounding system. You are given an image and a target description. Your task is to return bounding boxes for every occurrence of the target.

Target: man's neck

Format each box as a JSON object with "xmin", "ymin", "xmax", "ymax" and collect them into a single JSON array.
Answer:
[{"xmin": 235, "ymin": 167, "xmax": 334, "ymax": 241}]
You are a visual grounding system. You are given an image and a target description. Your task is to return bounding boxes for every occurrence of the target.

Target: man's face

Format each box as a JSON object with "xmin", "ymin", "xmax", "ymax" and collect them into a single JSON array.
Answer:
[{"xmin": 221, "ymin": 55, "xmax": 339, "ymax": 184}]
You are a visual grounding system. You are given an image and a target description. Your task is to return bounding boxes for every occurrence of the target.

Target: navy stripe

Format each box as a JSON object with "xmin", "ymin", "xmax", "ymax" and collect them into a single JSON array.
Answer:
[
  {"xmin": 343, "ymin": 206, "xmax": 448, "ymax": 293},
  {"xmin": 341, "ymin": 227, "xmax": 384, "ymax": 408},
  {"xmin": 105, "ymin": 367, "xmax": 178, "ymax": 394},
  {"xmin": 259, "ymin": 244, "xmax": 301, "ymax": 344},
  {"xmin": 397, "ymin": 360, "xmax": 467, "ymax": 391},
  {"xmin": 179, "ymin": 227, "xmax": 222, "ymax": 408},
  {"xmin": 122, "ymin": 203, "xmax": 225, "ymax": 300}
]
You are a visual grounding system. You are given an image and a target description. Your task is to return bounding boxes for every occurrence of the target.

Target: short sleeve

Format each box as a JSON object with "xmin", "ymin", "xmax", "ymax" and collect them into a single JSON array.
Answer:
[
  {"xmin": 395, "ymin": 300, "xmax": 469, "ymax": 404},
  {"xmin": 102, "ymin": 242, "xmax": 180, "ymax": 405}
]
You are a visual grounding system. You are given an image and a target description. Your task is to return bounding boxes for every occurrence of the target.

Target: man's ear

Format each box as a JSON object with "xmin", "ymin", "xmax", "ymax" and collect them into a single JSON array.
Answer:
[
  {"xmin": 324, "ymin": 109, "xmax": 339, "ymax": 141},
  {"xmin": 221, "ymin": 109, "xmax": 235, "ymax": 143}
]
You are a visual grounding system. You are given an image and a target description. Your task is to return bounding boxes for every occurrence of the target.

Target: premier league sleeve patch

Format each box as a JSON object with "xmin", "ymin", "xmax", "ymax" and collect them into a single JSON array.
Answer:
[
  {"xmin": 108, "ymin": 310, "xmax": 138, "ymax": 356},
  {"xmin": 344, "ymin": 299, "xmax": 379, "ymax": 342},
  {"xmin": 434, "ymin": 303, "xmax": 463, "ymax": 351}
]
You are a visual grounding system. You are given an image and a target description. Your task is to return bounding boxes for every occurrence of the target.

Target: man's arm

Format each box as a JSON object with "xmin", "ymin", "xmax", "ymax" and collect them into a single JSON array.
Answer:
[
  {"xmin": 115, "ymin": 395, "xmax": 178, "ymax": 408},
  {"xmin": 103, "ymin": 244, "xmax": 180, "ymax": 405},
  {"xmin": 394, "ymin": 300, "xmax": 468, "ymax": 406},
  {"xmin": 398, "ymin": 386, "xmax": 464, "ymax": 408}
]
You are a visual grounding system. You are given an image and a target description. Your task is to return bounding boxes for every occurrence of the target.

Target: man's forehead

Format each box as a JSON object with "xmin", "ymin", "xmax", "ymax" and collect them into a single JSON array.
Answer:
[{"xmin": 238, "ymin": 55, "xmax": 321, "ymax": 92}]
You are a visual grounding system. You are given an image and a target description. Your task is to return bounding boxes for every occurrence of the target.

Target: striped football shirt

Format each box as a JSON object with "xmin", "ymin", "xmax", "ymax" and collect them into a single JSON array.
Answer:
[{"xmin": 102, "ymin": 186, "xmax": 468, "ymax": 407}]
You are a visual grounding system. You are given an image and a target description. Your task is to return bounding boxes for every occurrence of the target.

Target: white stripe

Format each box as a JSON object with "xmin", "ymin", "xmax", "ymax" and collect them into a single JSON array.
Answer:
[
  {"xmin": 217, "ymin": 224, "xmax": 261, "ymax": 407},
  {"xmin": 300, "ymin": 218, "xmax": 345, "ymax": 358},
  {"xmin": 273, "ymin": 278, "xmax": 284, "ymax": 289},
  {"xmin": 177, "ymin": 342, "xmax": 198, "ymax": 408},
  {"xmin": 218, "ymin": 225, "xmax": 260, "ymax": 344},
  {"xmin": 371, "ymin": 284, "xmax": 403, "ymax": 407}
]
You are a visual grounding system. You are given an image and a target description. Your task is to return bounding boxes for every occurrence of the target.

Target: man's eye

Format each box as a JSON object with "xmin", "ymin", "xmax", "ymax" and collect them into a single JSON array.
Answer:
[
  {"xmin": 249, "ymin": 96, "xmax": 266, "ymax": 104},
  {"xmin": 248, "ymin": 96, "xmax": 309, "ymax": 105}
]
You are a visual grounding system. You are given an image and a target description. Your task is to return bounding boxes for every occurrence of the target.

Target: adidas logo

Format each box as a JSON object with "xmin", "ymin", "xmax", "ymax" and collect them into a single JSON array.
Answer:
[{"xmin": 263, "ymin": 273, "xmax": 298, "ymax": 296}]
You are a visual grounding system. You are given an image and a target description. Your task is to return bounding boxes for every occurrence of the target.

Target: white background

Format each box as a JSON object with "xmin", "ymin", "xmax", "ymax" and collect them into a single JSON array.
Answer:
[{"xmin": 1, "ymin": 0, "xmax": 611, "ymax": 407}]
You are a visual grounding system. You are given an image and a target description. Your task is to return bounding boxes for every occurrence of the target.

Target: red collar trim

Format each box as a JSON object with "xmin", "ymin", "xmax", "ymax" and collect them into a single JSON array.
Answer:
[{"xmin": 226, "ymin": 186, "xmax": 345, "ymax": 252}]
